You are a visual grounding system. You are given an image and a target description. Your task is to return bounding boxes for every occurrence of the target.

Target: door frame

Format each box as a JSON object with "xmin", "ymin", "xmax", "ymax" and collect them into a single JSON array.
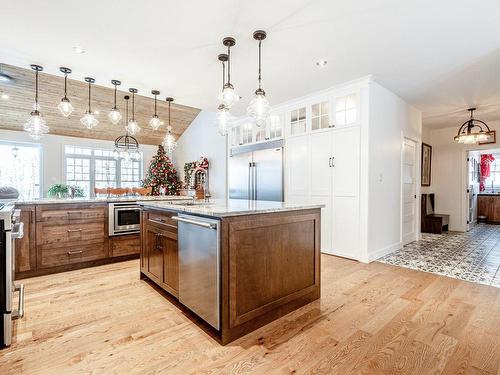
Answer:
[{"xmin": 400, "ymin": 136, "xmax": 420, "ymax": 245}]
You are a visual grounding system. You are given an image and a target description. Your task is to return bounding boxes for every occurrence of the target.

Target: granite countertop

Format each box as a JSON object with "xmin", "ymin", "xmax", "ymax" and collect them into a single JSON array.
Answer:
[
  {"xmin": 140, "ymin": 199, "xmax": 324, "ymax": 218},
  {"xmin": 14, "ymin": 195, "xmax": 193, "ymax": 205}
]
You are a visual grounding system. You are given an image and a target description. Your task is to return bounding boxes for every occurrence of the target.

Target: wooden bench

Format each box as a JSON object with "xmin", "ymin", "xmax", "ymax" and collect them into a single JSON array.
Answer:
[{"xmin": 421, "ymin": 193, "xmax": 450, "ymax": 234}]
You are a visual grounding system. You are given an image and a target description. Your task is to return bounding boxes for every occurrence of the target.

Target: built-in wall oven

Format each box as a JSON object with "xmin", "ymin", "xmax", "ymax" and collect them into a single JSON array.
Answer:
[
  {"xmin": 1, "ymin": 203, "xmax": 25, "ymax": 348},
  {"xmin": 108, "ymin": 202, "xmax": 141, "ymax": 236}
]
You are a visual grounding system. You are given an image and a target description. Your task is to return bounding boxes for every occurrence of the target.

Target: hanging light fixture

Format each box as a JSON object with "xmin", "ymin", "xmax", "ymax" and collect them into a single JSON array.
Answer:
[
  {"xmin": 108, "ymin": 80, "xmax": 122, "ymax": 125},
  {"xmin": 126, "ymin": 88, "xmax": 141, "ymax": 135},
  {"xmin": 11, "ymin": 146, "xmax": 19, "ymax": 158},
  {"xmin": 57, "ymin": 67, "xmax": 74, "ymax": 117},
  {"xmin": 149, "ymin": 90, "xmax": 162, "ymax": 130},
  {"xmin": 218, "ymin": 37, "xmax": 239, "ymax": 108},
  {"xmin": 247, "ymin": 30, "xmax": 270, "ymax": 127},
  {"xmin": 162, "ymin": 97, "xmax": 177, "ymax": 154},
  {"xmin": 215, "ymin": 53, "xmax": 232, "ymax": 136},
  {"xmin": 114, "ymin": 95, "xmax": 141, "ymax": 161},
  {"xmin": 80, "ymin": 77, "xmax": 99, "ymax": 129},
  {"xmin": 454, "ymin": 108, "xmax": 493, "ymax": 144},
  {"xmin": 24, "ymin": 64, "xmax": 49, "ymax": 140}
]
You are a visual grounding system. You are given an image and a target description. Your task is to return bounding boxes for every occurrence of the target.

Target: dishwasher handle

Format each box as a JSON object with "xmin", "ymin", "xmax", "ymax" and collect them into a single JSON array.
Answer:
[{"xmin": 171, "ymin": 216, "xmax": 217, "ymax": 229}]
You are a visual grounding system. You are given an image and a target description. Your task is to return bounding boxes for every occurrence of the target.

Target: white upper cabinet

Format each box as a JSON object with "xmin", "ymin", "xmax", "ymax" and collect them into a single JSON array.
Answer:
[
  {"xmin": 332, "ymin": 92, "xmax": 359, "ymax": 128},
  {"xmin": 311, "ymin": 101, "xmax": 331, "ymax": 131},
  {"xmin": 230, "ymin": 126, "xmax": 241, "ymax": 147},
  {"xmin": 289, "ymin": 106, "xmax": 307, "ymax": 136}
]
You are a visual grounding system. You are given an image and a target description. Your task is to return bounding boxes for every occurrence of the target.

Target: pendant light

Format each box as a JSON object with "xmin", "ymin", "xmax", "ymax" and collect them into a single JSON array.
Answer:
[
  {"xmin": 126, "ymin": 88, "xmax": 141, "ymax": 135},
  {"xmin": 215, "ymin": 53, "xmax": 233, "ymax": 136},
  {"xmin": 24, "ymin": 64, "xmax": 49, "ymax": 140},
  {"xmin": 108, "ymin": 80, "xmax": 122, "ymax": 125},
  {"xmin": 454, "ymin": 108, "xmax": 493, "ymax": 144},
  {"xmin": 162, "ymin": 97, "xmax": 177, "ymax": 154},
  {"xmin": 218, "ymin": 37, "xmax": 239, "ymax": 108},
  {"xmin": 80, "ymin": 77, "xmax": 99, "ymax": 129},
  {"xmin": 57, "ymin": 67, "xmax": 74, "ymax": 117},
  {"xmin": 114, "ymin": 95, "xmax": 141, "ymax": 161},
  {"xmin": 247, "ymin": 30, "xmax": 270, "ymax": 127},
  {"xmin": 149, "ymin": 90, "xmax": 162, "ymax": 130}
]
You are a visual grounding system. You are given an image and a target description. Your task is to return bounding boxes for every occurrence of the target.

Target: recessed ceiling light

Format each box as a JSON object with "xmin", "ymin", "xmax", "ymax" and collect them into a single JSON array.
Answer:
[
  {"xmin": 316, "ymin": 59, "xmax": 328, "ymax": 67},
  {"xmin": 1, "ymin": 93, "xmax": 8, "ymax": 100},
  {"xmin": 73, "ymin": 46, "xmax": 85, "ymax": 54}
]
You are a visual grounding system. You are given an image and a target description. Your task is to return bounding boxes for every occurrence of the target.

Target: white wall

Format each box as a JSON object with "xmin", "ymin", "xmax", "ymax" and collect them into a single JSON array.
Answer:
[
  {"xmin": 172, "ymin": 110, "xmax": 227, "ymax": 199},
  {"xmin": 365, "ymin": 81, "xmax": 422, "ymax": 261},
  {"xmin": 0, "ymin": 129, "xmax": 158, "ymax": 196},
  {"xmin": 424, "ymin": 120, "xmax": 500, "ymax": 231}
]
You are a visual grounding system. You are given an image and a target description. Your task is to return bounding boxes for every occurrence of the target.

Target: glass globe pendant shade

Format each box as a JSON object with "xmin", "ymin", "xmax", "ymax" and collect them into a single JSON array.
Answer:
[
  {"xmin": 24, "ymin": 110, "xmax": 49, "ymax": 140},
  {"xmin": 162, "ymin": 133, "xmax": 177, "ymax": 154},
  {"xmin": 247, "ymin": 90, "xmax": 270, "ymax": 127},
  {"xmin": 80, "ymin": 111, "xmax": 99, "ymax": 130},
  {"xmin": 149, "ymin": 115, "xmax": 162, "ymax": 131},
  {"xmin": 218, "ymin": 84, "xmax": 239, "ymax": 108},
  {"xmin": 215, "ymin": 104, "xmax": 232, "ymax": 136},
  {"xmin": 131, "ymin": 150, "xmax": 142, "ymax": 161},
  {"xmin": 126, "ymin": 119, "xmax": 141, "ymax": 135},
  {"xmin": 58, "ymin": 97, "xmax": 74, "ymax": 117},
  {"xmin": 455, "ymin": 133, "xmax": 489, "ymax": 144},
  {"xmin": 108, "ymin": 107, "xmax": 122, "ymax": 125}
]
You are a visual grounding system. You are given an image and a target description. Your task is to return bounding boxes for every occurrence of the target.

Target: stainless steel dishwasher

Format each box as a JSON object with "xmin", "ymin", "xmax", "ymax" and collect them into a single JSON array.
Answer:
[{"xmin": 172, "ymin": 214, "xmax": 220, "ymax": 330}]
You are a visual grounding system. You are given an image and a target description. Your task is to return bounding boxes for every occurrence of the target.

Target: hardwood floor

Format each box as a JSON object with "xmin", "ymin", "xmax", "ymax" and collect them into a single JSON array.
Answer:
[{"xmin": 1, "ymin": 255, "xmax": 499, "ymax": 374}]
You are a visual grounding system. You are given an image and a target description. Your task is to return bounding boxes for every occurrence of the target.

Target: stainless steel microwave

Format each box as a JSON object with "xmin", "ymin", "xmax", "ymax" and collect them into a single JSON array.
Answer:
[{"xmin": 108, "ymin": 202, "xmax": 140, "ymax": 236}]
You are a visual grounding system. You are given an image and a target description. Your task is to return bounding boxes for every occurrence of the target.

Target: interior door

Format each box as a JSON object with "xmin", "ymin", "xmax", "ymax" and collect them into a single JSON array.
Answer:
[
  {"xmin": 310, "ymin": 132, "xmax": 333, "ymax": 252},
  {"xmin": 285, "ymin": 135, "xmax": 310, "ymax": 202},
  {"xmin": 331, "ymin": 127, "xmax": 361, "ymax": 259},
  {"xmin": 228, "ymin": 152, "xmax": 252, "ymax": 200},
  {"xmin": 253, "ymin": 147, "xmax": 283, "ymax": 202},
  {"xmin": 402, "ymin": 138, "xmax": 417, "ymax": 245}
]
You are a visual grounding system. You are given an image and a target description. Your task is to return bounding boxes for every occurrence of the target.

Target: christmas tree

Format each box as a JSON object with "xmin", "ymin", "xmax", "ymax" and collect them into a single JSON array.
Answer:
[{"xmin": 142, "ymin": 145, "xmax": 181, "ymax": 195}]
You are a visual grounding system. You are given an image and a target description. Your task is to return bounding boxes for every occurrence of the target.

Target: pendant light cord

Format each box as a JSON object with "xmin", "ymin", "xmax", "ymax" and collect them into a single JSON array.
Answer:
[
  {"xmin": 113, "ymin": 84, "xmax": 117, "ymax": 109},
  {"xmin": 132, "ymin": 93, "xmax": 135, "ymax": 121},
  {"xmin": 227, "ymin": 45, "xmax": 231, "ymax": 85},
  {"xmin": 222, "ymin": 61, "xmax": 226, "ymax": 91},
  {"xmin": 154, "ymin": 94, "xmax": 157, "ymax": 116},
  {"xmin": 88, "ymin": 81, "xmax": 91, "ymax": 112},
  {"xmin": 258, "ymin": 39, "xmax": 262, "ymax": 90},
  {"xmin": 168, "ymin": 100, "xmax": 171, "ymax": 133},
  {"xmin": 64, "ymin": 74, "xmax": 68, "ymax": 98},
  {"xmin": 125, "ymin": 97, "xmax": 129, "ymax": 135},
  {"xmin": 35, "ymin": 70, "xmax": 39, "ymax": 107}
]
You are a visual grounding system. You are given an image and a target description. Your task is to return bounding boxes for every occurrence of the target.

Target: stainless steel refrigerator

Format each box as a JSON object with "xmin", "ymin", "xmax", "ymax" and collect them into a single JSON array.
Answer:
[{"xmin": 228, "ymin": 139, "xmax": 284, "ymax": 202}]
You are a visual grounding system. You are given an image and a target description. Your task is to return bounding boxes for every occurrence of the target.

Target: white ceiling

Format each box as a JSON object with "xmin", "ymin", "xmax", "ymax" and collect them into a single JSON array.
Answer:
[{"xmin": 1, "ymin": 0, "xmax": 500, "ymax": 128}]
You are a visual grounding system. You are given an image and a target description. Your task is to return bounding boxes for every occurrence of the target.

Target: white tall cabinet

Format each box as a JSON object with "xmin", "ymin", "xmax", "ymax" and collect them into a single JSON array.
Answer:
[{"xmin": 228, "ymin": 76, "xmax": 421, "ymax": 262}]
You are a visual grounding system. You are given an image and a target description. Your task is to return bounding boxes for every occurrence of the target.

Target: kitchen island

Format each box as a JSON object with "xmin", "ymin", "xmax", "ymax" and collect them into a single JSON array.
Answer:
[{"xmin": 139, "ymin": 199, "xmax": 322, "ymax": 344}]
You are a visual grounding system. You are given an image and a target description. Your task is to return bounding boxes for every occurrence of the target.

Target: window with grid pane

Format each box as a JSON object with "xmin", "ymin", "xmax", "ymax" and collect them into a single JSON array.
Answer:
[
  {"xmin": 290, "ymin": 107, "xmax": 306, "ymax": 135},
  {"xmin": 312, "ymin": 101, "xmax": 330, "ymax": 131},
  {"xmin": 66, "ymin": 156, "xmax": 91, "ymax": 197},
  {"xmin": 335, "ymin": 94, "xmax": 357, "ymax": 126},
  {"xmin": 95, "ymin": 159, "xmax": 117, "ymax": 188},
  {"xmin": 121, "ymin": 161, "xmax": 142, "ymax": 188}
]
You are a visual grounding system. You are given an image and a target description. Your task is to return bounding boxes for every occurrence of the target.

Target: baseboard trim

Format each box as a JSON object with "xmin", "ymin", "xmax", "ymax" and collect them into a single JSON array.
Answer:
[
  {"xmin": 321, "ymin": 249, "xmax": 359, "ymax": 262},
  {"xmin": 367, "ymin": 241, "xmax": 402, "ymax": 262}
]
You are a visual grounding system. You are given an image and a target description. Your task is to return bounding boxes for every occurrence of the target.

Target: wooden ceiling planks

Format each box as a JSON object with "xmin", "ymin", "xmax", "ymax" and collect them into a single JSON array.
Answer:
[{"xmin": 0, "ymin": 64, "xmax": 201, "ymax": 145}]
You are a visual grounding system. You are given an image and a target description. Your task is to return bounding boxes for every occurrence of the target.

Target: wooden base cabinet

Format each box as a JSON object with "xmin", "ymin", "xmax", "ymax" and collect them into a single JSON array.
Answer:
[
  {"xmin": 15, "ymin": 205, "xmax": 36, "ymax": 274},
  {"xmin": 477, "ymin": 195, "xmax": 500, "ymax": 223},
  {"xmin": 140, "ymin": 209, "xmax": 179, "ymax": 297}
]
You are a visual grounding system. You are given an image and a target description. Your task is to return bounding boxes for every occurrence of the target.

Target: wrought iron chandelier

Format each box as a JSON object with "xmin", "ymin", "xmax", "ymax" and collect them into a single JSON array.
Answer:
[
  {"xmin": 57, "ymin": 67, "xmax": 74, "ymax": 117},
  {"xmin": 454, "ymin": 108, "xmax": 493, "ymax": 144},
  {"xmin": 24, "ymin": 64, "xmax": 49, "ymax": 140},
  {"xmin": 114, "ymin": 95, "xmax": 141, "ymax": 161}
]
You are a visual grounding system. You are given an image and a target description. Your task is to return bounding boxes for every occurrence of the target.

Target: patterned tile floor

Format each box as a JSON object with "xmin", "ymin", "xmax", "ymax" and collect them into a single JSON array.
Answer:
[{"xmin": 379, "ymin": 224, "xmax": 500, "ymax": 288}]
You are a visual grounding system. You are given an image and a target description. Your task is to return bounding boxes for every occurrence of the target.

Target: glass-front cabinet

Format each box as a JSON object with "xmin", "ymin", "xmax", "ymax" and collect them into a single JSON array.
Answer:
[
  {"xmin": 289, "ymin": 106, "xmax": 307, "ymax": 135},
  {"xmin": 311, "ymin": 101, "xmax": 330, "ymax": 131},
  {"xmin": 333, "ymin": 92, "xmax": 358, "ymax": 128}
]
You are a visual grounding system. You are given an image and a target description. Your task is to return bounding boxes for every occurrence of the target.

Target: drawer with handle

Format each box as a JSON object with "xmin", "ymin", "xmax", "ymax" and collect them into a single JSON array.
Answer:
[
  {"xmin": 36, "ymin": 221, "xmax": 106, "ymax": 247},
  {"xmin": 37, "ymin": 242, "xmax": 108, "ymax": 269},
  {"xmin": 36, "ymin": 204, "xmax": 106, "ymax": 223},
  {"xmin": 144, "ymin": 209, "xmax": 178, "ymax": 232}
]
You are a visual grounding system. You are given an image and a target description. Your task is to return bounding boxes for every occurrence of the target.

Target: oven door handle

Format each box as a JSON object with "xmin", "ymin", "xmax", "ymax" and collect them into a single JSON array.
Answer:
[
  {"xmin": 12, "ymin": 283, "xmax": 24, "ymax": 319},
  {"xmin": 115, "ymin": 207, "xmax": 141, "ymax": 212}
]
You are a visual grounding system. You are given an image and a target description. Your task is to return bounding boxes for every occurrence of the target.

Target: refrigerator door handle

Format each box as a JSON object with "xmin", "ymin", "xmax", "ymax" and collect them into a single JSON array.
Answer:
[
  {"xmin": 253, "ymin": 163, "xmax": 257, "ymax": 200},
  {"xmin": 248, "ymin": 162, "xmax": 252, "ymax": 200}
]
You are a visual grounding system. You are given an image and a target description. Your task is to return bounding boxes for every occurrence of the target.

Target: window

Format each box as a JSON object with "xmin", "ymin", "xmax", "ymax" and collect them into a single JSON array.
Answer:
[
  {"xmin": 484, "ymin": 154, "xmax": 500, "ymax": 189},
  {"xmin": 335, "ymin": 94, "xmax": 357, "ymax": 126},
  {"xmin": 312, "ymin": 101, "xmax": 330, "ymax": 131},
  {"xmin": 290, "ymin": 107, "xmax": 306, "ymax": 135},
  {"xmin": 0, "ymin": 142, "xmax": 41, "ymax": 199},
  {"xmin": 64, "ymin": 146, "xmax": 143, "ymax": 197}
]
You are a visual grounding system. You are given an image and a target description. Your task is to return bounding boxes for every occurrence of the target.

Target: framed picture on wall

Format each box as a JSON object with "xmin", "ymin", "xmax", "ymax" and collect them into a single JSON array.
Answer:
[{"xmin": 421, "ymin": 143, "xmax": 432, "ymax": 186}]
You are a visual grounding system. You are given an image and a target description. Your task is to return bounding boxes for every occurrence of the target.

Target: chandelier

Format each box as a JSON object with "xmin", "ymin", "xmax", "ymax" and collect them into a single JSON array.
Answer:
[
  {"xmin": 215, "ymin": 53, "xmax": 233, "ymax": 136},
  {"xmin": 80, "ymin": 77, "xmax": 99, "ymax": 129},
  {"xmin": 126, "ymin": 88, "xmax": 141, "ymax": 135},
  {"xmin": 149, "ymin": 90, "xmax": 162, "ymax": 130},
  {"xmin": 24, "ymin": 64, "xmax": 49, "ymax": 140},
  {"xmin": 108, "ymin": 80, "xmax": 122, "ymax": 125},
  {"xmin": 114, "ymin": 95, "xmax": 141, "ymax": 161},
  {"xmin": 454, "ymin": 108, "xmax": 493, "ymax": 144}
]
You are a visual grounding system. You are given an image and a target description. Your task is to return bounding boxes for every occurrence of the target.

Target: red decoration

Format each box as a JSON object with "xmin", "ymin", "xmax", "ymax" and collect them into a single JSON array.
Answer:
[{"xmin": 480, "ymin": 154, "xmax": 495, "ymax": 191}]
